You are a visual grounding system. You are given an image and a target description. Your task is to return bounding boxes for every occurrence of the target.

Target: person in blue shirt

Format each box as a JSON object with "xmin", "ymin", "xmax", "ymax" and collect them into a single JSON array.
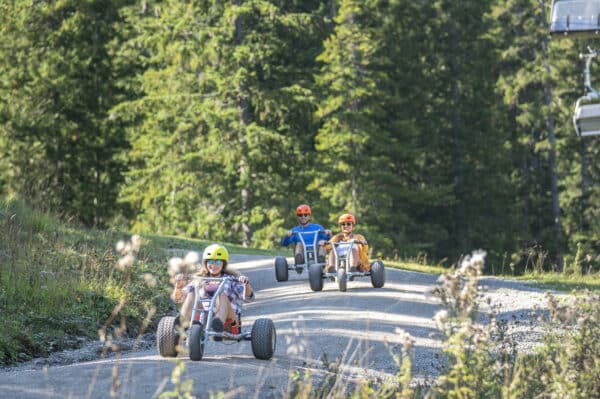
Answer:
[{"xmin": 281, "ymin": 204, "xmax": 332, "ymax": 264}]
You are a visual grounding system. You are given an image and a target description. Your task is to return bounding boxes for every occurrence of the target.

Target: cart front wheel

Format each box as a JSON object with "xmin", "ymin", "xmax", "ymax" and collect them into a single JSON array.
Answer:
[
  {"xmin": 157, "ymin": 316, "xmax": 179, "ymax": 357},
  {"xmin": 370, "ymin": 261, "xmax": 386, "ymax": 288},
  {"xmin": 308, "ymin": 263, "xmax": 324, "ymax": 291},
  {"xmin": 251, "ymin": 318, "xmax": 276, "ymax": 360},
  {"xmin": 337, "ymin": 268, "xmax": 347, "ymax": 292},
  {"xmin": 274, "ymin": 256, "xmax": 289, "ymax": 282},
  {"xmin": 189, "ymin": 323, "xmax": 205, "ymax": 361}
]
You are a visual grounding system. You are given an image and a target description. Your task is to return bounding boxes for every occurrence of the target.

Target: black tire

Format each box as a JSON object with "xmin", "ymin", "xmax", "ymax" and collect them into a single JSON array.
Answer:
[
  {"xmin": 274, "ymin": 256, "xmax": 289, "ymax": 282},
  {"xmin": 337, "ymin": 268, "xmax": 347, "ymax": 292},
  {"xmin": 251, "ymin": 318, "xmax": 276, "ymax": 360},
  {"xmin": 157, "ymin": 316, "xmax": 179, "ymax": 357},
  {"xmin": 308, "ymin": 263, "xmax": 324, "ymax": 292},
  {"xmin": 189, "ymin": 323, "xmax": 204, "ymax": 361},
  {"xmin": 370, "ymin": 260, "xmax": 386, "ymax": 288}
]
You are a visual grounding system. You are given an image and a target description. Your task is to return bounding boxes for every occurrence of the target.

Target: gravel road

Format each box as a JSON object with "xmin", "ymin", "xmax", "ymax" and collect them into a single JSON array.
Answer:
[{"xmin": 0, "ymin": 255, "xmax": 560, "ymax": 398}]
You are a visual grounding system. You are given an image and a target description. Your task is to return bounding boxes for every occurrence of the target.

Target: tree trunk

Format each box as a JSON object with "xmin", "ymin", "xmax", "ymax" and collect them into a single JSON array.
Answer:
[
  {"xmin": 234, "ymin": 0, "xmax": 252, "ymax": 247},
  {"xmin": 540, "ymin": 0, "xmax": 564, "ymax": 270},
  {"xmin": 580, "ymin": 139, "xmax": 590, "ymax": 232}
]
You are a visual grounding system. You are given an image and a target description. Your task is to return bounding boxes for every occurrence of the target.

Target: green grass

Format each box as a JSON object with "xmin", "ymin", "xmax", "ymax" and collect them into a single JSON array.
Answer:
[
  {"xmin": 384, "ymin": 259, "xmax": 449, "ymax": 275},
  {"xmin": 513, "ymin": 271, "xmax": 600, "ymax": 293},
  {"xmin": 0, "ymin": 196, "xmax": 171, "ymax": 364},
  {"xmin": 146, "ymin": 233, "xmax": 286, "ymax": 257},
  {"xmin": 2, "ymin": 195, "xmax": 597, "ymax": 366},
  {"xmin": 384, "ymin": 259, "xmax": 600, "ymax": 294}
]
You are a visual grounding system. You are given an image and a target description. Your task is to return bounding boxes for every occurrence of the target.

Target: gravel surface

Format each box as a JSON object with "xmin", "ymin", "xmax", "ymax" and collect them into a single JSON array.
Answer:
[{"xmin": 0, "ymin": 256, "xmax": 569, "ymax": 397}]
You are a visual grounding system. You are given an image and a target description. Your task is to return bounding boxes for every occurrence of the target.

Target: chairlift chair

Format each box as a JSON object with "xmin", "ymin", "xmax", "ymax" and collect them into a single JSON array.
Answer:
[
  {"xmin": 573, "ymin": 48, "xmax": 600, "ymax": 136},
  {"xmin": 550, "ymin": 0, "xmax": 600, "ymax": 38}
]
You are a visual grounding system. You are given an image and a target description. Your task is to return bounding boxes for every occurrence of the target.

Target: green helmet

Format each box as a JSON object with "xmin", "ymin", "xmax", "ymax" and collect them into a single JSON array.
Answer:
[{"xmin": 202, "ymin": 244, "xmax": 229, "ymax": 263}]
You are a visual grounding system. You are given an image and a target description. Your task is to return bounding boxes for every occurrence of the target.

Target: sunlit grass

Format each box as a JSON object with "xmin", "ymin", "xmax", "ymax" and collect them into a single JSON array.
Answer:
[
  {"xmin": 145, "ymin": 233, "xmax": 287, "ymax": 257},
  {"xmin": 514, "ymin": 271, "xmax": 600, "ymax": 293},
  {"xmin": 385, "ymin": 259, "xmax": 449, "ymax": 275}
]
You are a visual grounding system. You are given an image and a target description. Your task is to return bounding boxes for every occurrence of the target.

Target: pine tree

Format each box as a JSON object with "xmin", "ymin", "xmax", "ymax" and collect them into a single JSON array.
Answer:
[
  {"xmin": 0, "ymin": 0, "xmax": 129, "ymax": 225},
  {"xmin": 312, "ymin": 0, "xmax": 400, "ymax": 253},
  {"xmin": 489, "ymin": 0, "xmax": 585, "ymax": 271},
  {"xmin": 114, "ymin": 0, "xmax": 326, "ymax": 246}
]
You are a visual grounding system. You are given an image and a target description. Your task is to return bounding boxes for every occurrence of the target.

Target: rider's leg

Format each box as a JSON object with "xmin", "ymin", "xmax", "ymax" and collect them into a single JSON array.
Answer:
[
  {"xmin": 349, "ymin": 247, "xmax": 360, "ymax": 272},
  {"xmin": 179, "ymin": 288, "xmax": 195, "ymax": 328},
  {"xmin": 327, "ymin": 251, "xmax": 335, "ymax": 273},
  {"xmin": 212, "ymin": 294, "xmax": 237, "ymax": 334},
  {"xmin": 294, "ymin": 243, "xmax": 305, "ymax": 264},
  {"xmin": 317, "ymin": 244, "xmax": 326, "ymax": 263},
  {"xmin": 213, "ymin": 294, "xmax": 236, "ymax": 321}
]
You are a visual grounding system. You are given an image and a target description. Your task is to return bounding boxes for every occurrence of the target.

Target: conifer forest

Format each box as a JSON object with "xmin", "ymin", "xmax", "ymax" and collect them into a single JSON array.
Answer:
[{"xmin": 1, "ymin": 0, "xmax": 598, "ymax": 273}]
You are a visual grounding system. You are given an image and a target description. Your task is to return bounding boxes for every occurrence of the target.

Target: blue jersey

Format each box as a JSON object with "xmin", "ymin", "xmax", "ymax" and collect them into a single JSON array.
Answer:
[{"xmin": 281, "ymin": 223, "xmax": 329, "ymax": 247}]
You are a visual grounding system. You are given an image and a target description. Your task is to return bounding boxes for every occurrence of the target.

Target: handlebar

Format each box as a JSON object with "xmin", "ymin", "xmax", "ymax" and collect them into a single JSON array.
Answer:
[
  {"xmin": 329, "ymin": 239, "xmax": 367, "ymax": 245},
  {"xmin": 291, "ymin": 230, "xmax": 329, "ymax": 236},
  {"xmin": 192, "ymin": 275, "xmax": 244, "ymax": 283}
]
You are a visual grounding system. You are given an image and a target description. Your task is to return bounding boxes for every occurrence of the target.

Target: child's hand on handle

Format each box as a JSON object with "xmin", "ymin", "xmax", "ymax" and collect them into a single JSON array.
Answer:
[{"xmin": 239, "ymin": 275, "xmax": 249, "ymax": 284}]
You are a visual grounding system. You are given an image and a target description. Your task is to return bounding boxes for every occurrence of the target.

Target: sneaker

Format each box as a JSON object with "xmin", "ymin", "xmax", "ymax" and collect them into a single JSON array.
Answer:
[
  {"xmin": 212, "ymin": 317, "xmax": 224, "ymax": 341},
  {"xmin": 317, "ymin": 255, "xmax": 325, "ymax": 263},
  {"xmin": 224, "ymin": 318, "xmax": 239, "ymax": 334},
  {"xmin": 294, "ymin": 253, "xmax": 304, "ymax": 265},
  {"xmin": 326, "ymin": 265, "xmax": 335, "ymax": 273}
]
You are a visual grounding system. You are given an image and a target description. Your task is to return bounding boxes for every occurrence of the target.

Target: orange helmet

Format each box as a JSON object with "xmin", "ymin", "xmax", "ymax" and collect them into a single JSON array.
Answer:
[
  {"xmin": 338, "ymin": 213, "xmax": 356, "ymax": 225},
  {"xmin": 296, "ymin": 204, "xmax": 312, "ymax": 216}
]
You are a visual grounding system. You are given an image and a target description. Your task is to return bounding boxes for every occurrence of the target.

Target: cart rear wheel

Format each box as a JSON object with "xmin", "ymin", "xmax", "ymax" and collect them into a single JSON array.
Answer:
[
  {"xmin": 370, "ymin": 261, "xmax": 385, "ymax": 288},
  {"xmin": 189, "ymin": 323, "xmax": 204, "ymax": 361},
  {"xmin": 275, "ymin": 256, "xmax": 289, "ymax": 282},
  {"xmin": 157, "ymin": 316, "xmax": 179, "ymax": 357},
  {"xmin": 251, "ymin": 318, "xmax": 276, "ymax": 360},
  {"xmin": 337, "ymin": 268, "xmax": 347, "ymax": 292},
  {"xmin": 308, "ymin": 263, "xmax": 323, "ymax": 291}
]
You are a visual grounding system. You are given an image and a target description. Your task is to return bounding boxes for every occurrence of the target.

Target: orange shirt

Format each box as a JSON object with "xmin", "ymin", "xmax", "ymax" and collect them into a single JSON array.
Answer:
[{"xmin": 328, "ymin": 232, "xmax": 369, "ymax": 267}]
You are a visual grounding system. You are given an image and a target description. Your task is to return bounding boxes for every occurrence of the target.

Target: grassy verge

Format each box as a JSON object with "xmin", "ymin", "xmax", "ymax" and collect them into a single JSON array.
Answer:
[
  {"xmin": 384, "ymin": 259, "xmax": 449, "ymax": 275},
  {"xmin": 513, "ymin": 271, "xmax": 600, "ymax": 293},
  {"xmin": 0, "ymin": 197, "xmax": 289, "ymax": 365},
  {"xmin": 0, "ymin": 197, "xmax": 172, "ymax": 364},
  {"xmin": 384, "ymin": 259, "xmax": 600, "ymax": 294}
]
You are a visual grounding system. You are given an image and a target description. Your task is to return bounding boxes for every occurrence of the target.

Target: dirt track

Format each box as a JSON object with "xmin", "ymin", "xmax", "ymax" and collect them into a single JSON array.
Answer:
[{"xmin": 0, "ymin": 256, "xmax": 548, "ymax": 398}]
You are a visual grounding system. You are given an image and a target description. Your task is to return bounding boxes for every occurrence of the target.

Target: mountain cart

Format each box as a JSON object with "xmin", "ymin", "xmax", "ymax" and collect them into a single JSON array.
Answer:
[
  {"xmin": 308, "ymin": 239, "xmax": 386, "ymax": 292},
  {"xmin": 274, "ymin": 230, "xmax": 327, "ymax": 282},
  {"xmin": 157, "ymin": 275, "xmax": 276, "ymax": 361}
]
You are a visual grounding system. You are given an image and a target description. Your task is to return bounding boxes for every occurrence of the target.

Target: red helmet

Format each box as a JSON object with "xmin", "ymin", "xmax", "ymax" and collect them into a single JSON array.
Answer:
[
  {"xmin": 338, "ymin": 213, "xmax": 356, "ymax": 225},
  {"xmin": 296, "ymin": 204, "xmax": 312, "ymax": 216}
]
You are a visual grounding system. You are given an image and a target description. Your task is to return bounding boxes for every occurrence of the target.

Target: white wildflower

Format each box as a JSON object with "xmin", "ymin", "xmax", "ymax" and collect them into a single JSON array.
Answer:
[
  {"xmin": 184, "ymin": 251, "xmax": 201, "ymax": 266},
  {"xmin": 131, "ymin": 234, "xmax": 142, "ymax": 252},
  {"xmin": 168, "ymin": 257, "xmax": 184, "ymax": 276},
  {"xmin": 143, "ymin": 273, "xmax": 156, "ymax": 287},
  {"xmin": 434, "ymin": 310, "xmax": 449, "ymax": 330},
  {"xmin": 117, "ymin": 254, "xmax": 135, "ymax": 270}
]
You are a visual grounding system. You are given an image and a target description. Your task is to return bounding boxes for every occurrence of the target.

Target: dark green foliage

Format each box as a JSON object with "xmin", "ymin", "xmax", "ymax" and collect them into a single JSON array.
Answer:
[
  {"xmin": 0, "ymin": 0, "xmax": 597, "ymax": 270},
  {"xmin": 113, "ymin": 0, "xmax": 327, "ymax": 248},
  {"xmin": 0, "ymin": 0, "xmax": 130, "ymax": 226}
]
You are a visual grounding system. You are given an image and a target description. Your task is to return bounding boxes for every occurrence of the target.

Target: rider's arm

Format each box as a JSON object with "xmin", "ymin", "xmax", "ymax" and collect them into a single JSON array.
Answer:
[
  {"xmin": 237, "ymin": 275, "xmax": 255, "ymax": 301},
  {"xmin": 325, "ymin": 234, "xmax": 339, "ymax": 250},
  {"xmin": 245, "ymin": 282, "xmax": 255, "ymax": 301},
  {"xmin": 316, "ymin": 225, "xmax": 331, "ymax": 242},
  {"xmin": 281, "ymin": 229, "xmax": 296, "ymax": 246}
]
